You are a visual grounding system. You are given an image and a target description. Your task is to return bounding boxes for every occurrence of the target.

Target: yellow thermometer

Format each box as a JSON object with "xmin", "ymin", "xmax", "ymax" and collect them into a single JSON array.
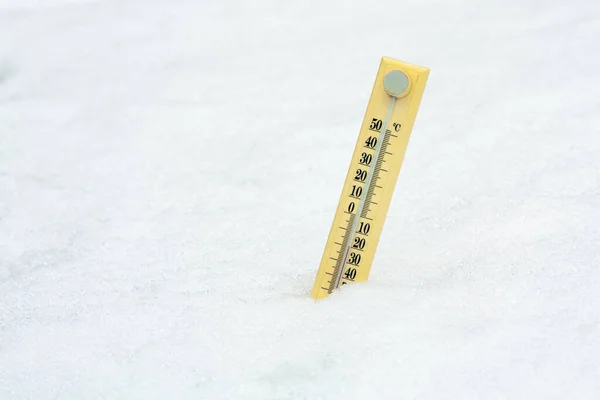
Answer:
[{"xmin": 311, "ymin": 57, "xmax": 429, "ymax": 300}]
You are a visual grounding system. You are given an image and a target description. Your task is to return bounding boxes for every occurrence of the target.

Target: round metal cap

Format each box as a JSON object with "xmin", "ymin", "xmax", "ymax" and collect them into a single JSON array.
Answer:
[{"xmin": 383, "ymin": 70, "xmax": 410, "ymax": 98}]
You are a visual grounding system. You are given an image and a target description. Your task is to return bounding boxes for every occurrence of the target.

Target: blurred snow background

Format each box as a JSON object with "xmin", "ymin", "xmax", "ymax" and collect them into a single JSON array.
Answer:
[{"xmin": 1, "ymin": 0, "xmax": 599, "ymax": 398}]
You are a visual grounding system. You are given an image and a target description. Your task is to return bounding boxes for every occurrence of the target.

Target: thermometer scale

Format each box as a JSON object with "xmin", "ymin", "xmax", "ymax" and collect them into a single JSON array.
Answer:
[{"xmin": 311, "ymin": 57, "xmax": 429, "ymax": 300}]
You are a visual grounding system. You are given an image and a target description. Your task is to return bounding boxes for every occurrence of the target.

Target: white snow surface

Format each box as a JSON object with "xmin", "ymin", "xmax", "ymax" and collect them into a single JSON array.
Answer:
[{"xmin": 1, "ymin": 0, "xmax": 600, "ymax": 398}]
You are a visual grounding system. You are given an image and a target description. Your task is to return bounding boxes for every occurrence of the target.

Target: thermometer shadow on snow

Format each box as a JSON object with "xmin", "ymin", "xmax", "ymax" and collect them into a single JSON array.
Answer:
[{"xmin": 311, "ymin": 57, "xmax": 430, "ymax": 300}]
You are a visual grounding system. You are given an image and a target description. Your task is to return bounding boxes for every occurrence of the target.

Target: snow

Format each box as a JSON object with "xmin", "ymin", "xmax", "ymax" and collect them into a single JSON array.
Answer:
[{"xmin": 1, "ymin": 0, "xmax": 599, "ymax": 398}]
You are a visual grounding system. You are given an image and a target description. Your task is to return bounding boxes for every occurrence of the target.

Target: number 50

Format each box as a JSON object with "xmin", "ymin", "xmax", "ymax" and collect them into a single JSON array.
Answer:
[{"xmin": 369, "ymin": 118, "xmax": 382, "ymax": 130}]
